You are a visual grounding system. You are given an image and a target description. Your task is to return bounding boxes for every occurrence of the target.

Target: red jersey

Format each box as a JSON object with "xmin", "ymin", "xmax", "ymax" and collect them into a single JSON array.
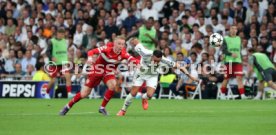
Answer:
[{"xmin": 87, "ymin": 43, "xmax": 138, "ymax": 75}]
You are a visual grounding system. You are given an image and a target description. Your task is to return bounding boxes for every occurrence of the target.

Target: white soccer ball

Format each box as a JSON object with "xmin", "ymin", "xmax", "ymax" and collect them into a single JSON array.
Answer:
[{"xmin": 209, "ymin": 33, "xmax": 223, "ymax": 47}]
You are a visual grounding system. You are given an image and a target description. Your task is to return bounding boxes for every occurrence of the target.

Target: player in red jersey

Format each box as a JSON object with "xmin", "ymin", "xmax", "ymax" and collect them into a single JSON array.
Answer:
[{"xmin": 59, "ymin": 36, "xmax": 139, "ymax": 116}]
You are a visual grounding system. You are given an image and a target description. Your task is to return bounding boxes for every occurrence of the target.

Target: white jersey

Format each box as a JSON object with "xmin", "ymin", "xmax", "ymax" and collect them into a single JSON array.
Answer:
[{"xmin": 134, "ymin": 43, "xmax": 176, "ymax": 75}]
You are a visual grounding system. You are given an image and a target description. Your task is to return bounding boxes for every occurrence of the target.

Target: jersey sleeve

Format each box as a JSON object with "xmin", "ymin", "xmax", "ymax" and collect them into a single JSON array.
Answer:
[
  {"xmin": 134, "ymin": 43, "xmax": 153, "ymax": 57},
  {"xmin": 87, "ymin": 46, "xmax": 107, "ymax": 56},
  {"xmin": 122, "ymin": 49, "xmax": 140, "ymax": 64},
  {"xmin": 161, "ymin": 57, "xmax": 176, "ymax": 68}
]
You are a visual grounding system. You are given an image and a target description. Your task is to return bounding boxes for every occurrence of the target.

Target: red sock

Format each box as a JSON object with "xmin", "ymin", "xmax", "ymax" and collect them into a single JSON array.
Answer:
[
  {"xmin": 68, "ymin": 92, "xmax": 82, "ymax": 108},
  {"xmin": 101, "ymin": 89, "xmax": 115, "ymax": 108},
  {"xmin": 238, "ymin": 88, "xmax": 245, "ymax": 95},
  {"xmin": 46, "ymin": 88, "xmax": 51, "ymax": 94},
  {"xmin": 221, "ymin": 87, "xmax": 227, "ymax": 94},
  {"xmin": 66, "ymin": 85, "xmax": 72, "ymax": 93}
]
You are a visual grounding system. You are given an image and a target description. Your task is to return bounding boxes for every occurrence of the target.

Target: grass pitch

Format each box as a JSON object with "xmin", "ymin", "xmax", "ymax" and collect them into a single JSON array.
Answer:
[{"xmin": 0, "ymin": 99, "xmax": 275, "ymax": 135}]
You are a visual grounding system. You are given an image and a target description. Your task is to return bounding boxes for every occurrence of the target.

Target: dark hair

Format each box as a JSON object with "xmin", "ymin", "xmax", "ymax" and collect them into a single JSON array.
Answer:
[
  {"xmin": 190, "ymin": 52, "xmax": 197, "ymax": 57},
  {"xmin": 248, "ymin": 48, "xmax": 256, "ymax": 53},
  {"xmin": 211, "ymin": 16, "xmax": 218, "ymax": 21},
  {"xmin": 36, "ymin": 62, "xmax": 45, "ymax": 70},
  {"xmin": 237, "ymin": 1, "xmax": 243, "ymax": 6},
  {"xmin": 177, "ymin": 52, "xmax": 184, "ymax": 56},
  {"xmin": 193, "ymin": 43, "xmax": 203, "ymax": 50},
  {"xmin": 153, "ymin": 50, "xmax": 163, "ymax": 58}
]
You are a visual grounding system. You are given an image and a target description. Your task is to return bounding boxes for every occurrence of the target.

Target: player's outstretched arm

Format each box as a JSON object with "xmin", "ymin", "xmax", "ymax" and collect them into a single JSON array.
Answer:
[
  {"xmin": 87, "ymin": 46, "xmax": 107, "ymax": 64},
  {"xmin": 175, "ymin": 63, "xmax": 199, "ymax": 82}
]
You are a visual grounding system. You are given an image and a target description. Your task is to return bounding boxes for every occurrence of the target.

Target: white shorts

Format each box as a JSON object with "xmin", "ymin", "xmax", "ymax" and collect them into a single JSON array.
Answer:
[{"xmin": 132, "ymin": 73, "xmax": 158, "ymax": 89}]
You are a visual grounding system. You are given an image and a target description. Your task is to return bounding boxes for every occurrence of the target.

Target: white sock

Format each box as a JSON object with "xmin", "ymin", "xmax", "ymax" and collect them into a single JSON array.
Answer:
[
  {"xmin": 256, "ymin": 91, "xmax": 262, "ymax": 98},
  {"xmin": 142, "ymin": 93, "xmax": 148, "ymax": 99},
  {"xmin": 122, "ymin": 94, "xmax": 134, "ymax": 111}
]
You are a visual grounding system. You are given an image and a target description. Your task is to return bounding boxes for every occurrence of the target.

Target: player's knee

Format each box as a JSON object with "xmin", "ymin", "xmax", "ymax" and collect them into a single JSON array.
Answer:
[
  {"xmin": 108, "ymin": 85, "xmax": 116, "ymax": 91},
  {"xmin": 147, "ymin": 93, "xmax": 154, "ymax": 98},
  {"xmin": 130, "ymin": 91, "xmax": 137, "ymax": 97}
]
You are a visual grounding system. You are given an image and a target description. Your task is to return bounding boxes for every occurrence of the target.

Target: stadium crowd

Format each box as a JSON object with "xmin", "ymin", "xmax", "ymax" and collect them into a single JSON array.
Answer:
[{"xmin": 0, "ymin": 0, "xmax": 275, "ymax": 99}]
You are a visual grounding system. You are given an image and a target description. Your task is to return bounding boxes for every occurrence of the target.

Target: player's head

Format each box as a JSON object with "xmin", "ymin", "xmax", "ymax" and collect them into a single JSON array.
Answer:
[
  {"xmin": 57, "ymin": 28, "xmax": 65, "ymax": 39},
  {"xmin": 152, "ymin": 50, "xmax": 163, "ymax": 64},
  {"xmin": 145, "ymin": 17, "xmax": 154, "ymax": 29},
  {"xmin": 114, "ymin": 36, "xmax": 125, "ymax": 54},
  {"xmin": 229, "ymin": 25, "xmax": 238, "ymax": 36}
]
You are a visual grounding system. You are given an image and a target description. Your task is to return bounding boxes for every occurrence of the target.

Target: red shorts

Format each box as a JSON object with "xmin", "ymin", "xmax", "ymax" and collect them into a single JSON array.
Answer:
[
  {"xmin": 48, "ymin": 65, "xmax": 70, "ymax": 78},
  {"xmin": 224, "ymin": 63, "xmax": 243, "ymax": 79},
  {"xmin": 85, "ymin": 73, "xmax": 115, "ymax": 88}
]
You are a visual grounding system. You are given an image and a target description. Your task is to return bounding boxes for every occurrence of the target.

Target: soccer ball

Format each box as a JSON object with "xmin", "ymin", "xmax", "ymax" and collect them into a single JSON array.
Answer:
[{"xmin": 209, "ymin": 33, "xmax": 223, "ymax": 47}]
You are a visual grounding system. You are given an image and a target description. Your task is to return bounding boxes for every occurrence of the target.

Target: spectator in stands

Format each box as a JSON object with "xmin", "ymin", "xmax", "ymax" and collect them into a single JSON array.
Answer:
[
  {"xmin": 4, "ymin": 49, "xmax": 17, "ymax": 74},
  {"xmin": 141, "ymin": 0, "xmax": 158, "ymax": 21},
  {"xmin": 13, "ymin": 63, "xmax": 25, "ymax": 80},
  {"xmin": 123, "ymin": 8, "xmax": 138, "ymax": 33},
  {"xmin": 16, "ymin": 50, "xmax": 23, "ymax": 64},
  {"xmin": 24, "ymin": 64, "xmax": 35, "ymax": 80},
  {"xmin": 21, "ymin": 50, "xmax": 36, "ymax": 72},
  {"xmin": 32, "ymin": 62, "xmax": 50, "ymax": 81},
  {"xmin": 105, "ymin": 16, "xmax": 119, "ymax": 39}
]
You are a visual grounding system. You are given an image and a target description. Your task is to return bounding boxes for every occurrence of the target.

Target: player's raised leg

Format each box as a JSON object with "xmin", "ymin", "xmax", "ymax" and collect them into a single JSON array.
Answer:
[
  {"xmin": 141, "ymin": 86, "xmax": 156, "ymax": 110},
  {"xmin": 59, "ymin": 75, "xmax": 101, "ymax": 116},
  {"xmin": 59, "ymin": 85, "xmax": 92, "ymax": 116}
]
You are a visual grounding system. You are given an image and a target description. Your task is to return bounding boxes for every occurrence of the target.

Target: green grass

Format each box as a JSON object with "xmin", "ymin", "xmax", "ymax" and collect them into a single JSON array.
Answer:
[{"xmin": 0, "ymin": 99, "xmax": 276, "ymax": 135}]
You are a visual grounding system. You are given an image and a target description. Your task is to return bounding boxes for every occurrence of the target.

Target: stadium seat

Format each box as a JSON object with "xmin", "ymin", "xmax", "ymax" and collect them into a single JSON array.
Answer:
[
  {"xmin": 89, "ymin": 85, "xmax": 101, "ymax": 99},
  {"xmin": 188, "ymin": 80, "xmax": 202, "ymax": 100},
  {"xmin": 216, "ymin": 83, "xmax": 238, "ymax": 100},
  {"xmin": 158, "ymin": 74, "xmax": 176, "ymax": 99}
]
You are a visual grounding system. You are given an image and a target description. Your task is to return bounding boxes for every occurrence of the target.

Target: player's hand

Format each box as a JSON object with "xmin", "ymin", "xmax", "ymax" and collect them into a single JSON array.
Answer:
[
  {"xmin": 232, "ymin": 53, "xmax": 238, "ymax": 58},
  {"xmin": 144, "ymin": 33, "xmax": 152, "ymax": 38}
]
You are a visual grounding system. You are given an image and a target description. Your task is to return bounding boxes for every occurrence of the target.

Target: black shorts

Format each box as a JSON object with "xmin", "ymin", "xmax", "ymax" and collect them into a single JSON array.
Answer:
[{"xmin": 262, "ymin": 68, "xmax": 276, "ymax": 82}]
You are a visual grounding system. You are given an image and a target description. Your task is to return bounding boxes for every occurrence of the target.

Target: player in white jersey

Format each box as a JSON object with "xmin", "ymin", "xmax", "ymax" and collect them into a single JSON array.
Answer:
[{"xmin": 117, "ymin": 38, "xmax": 198, "ymax": 116}]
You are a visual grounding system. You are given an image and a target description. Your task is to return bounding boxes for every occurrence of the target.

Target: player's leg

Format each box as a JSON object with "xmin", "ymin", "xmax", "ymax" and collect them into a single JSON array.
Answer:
[
  {"xmin": 254, "ymin": 80, "xmax": 264, "ymax": 100},
  {"xmin": 141, "ymin": 75, "xmax": 158, "ymax": 110},
  {"xmin": 64, "ymin": 71, "xmax": 73, "ymax": 98},
  {"xmin": 220, "ymin": 64, "xmax": 230, "ymax": 100},
  {"xmin": 220, "ymin": 78, "xmax": 229, "ymax": 100},
  {"xmin": 141, "ymin": 86, "xmax": 156, "ymax": 110},
  {"xmin": 117, "ymin": 73, "xmax": 144, "ymax": 116},
  {"xmin": 234, "ymin": 64, "xmax": 247, "ymax": 99},
  {"xmin": 59, "ymin": 85, "xmax": 93, "ymax": 116},
  {"xmin": 236, "ymin": 76, "xmax": 247, "ymax": 99},
  {"xmin": 59, "ymin": 75, "xmax": 101, "ymax": 115},
  {"xmin": 99, "ymin": 75, "xmax": 116, "ymax": 115},
  {"xmin": 266, "ymin": 69, "xmax": 276, "ymax": 90},
  {"xmin": 117, "ymin": 86, "xmax": 141, "ymax": 116},
  {"xmin": 45, "ymin": 66, "xmax": 59, "ymax": 99}
]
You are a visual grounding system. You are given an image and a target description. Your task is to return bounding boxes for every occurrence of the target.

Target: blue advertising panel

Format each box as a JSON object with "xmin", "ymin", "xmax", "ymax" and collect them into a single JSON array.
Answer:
[{"xmin": 0, "ymin": 81, "xmax": 54, "ymax": 98}]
